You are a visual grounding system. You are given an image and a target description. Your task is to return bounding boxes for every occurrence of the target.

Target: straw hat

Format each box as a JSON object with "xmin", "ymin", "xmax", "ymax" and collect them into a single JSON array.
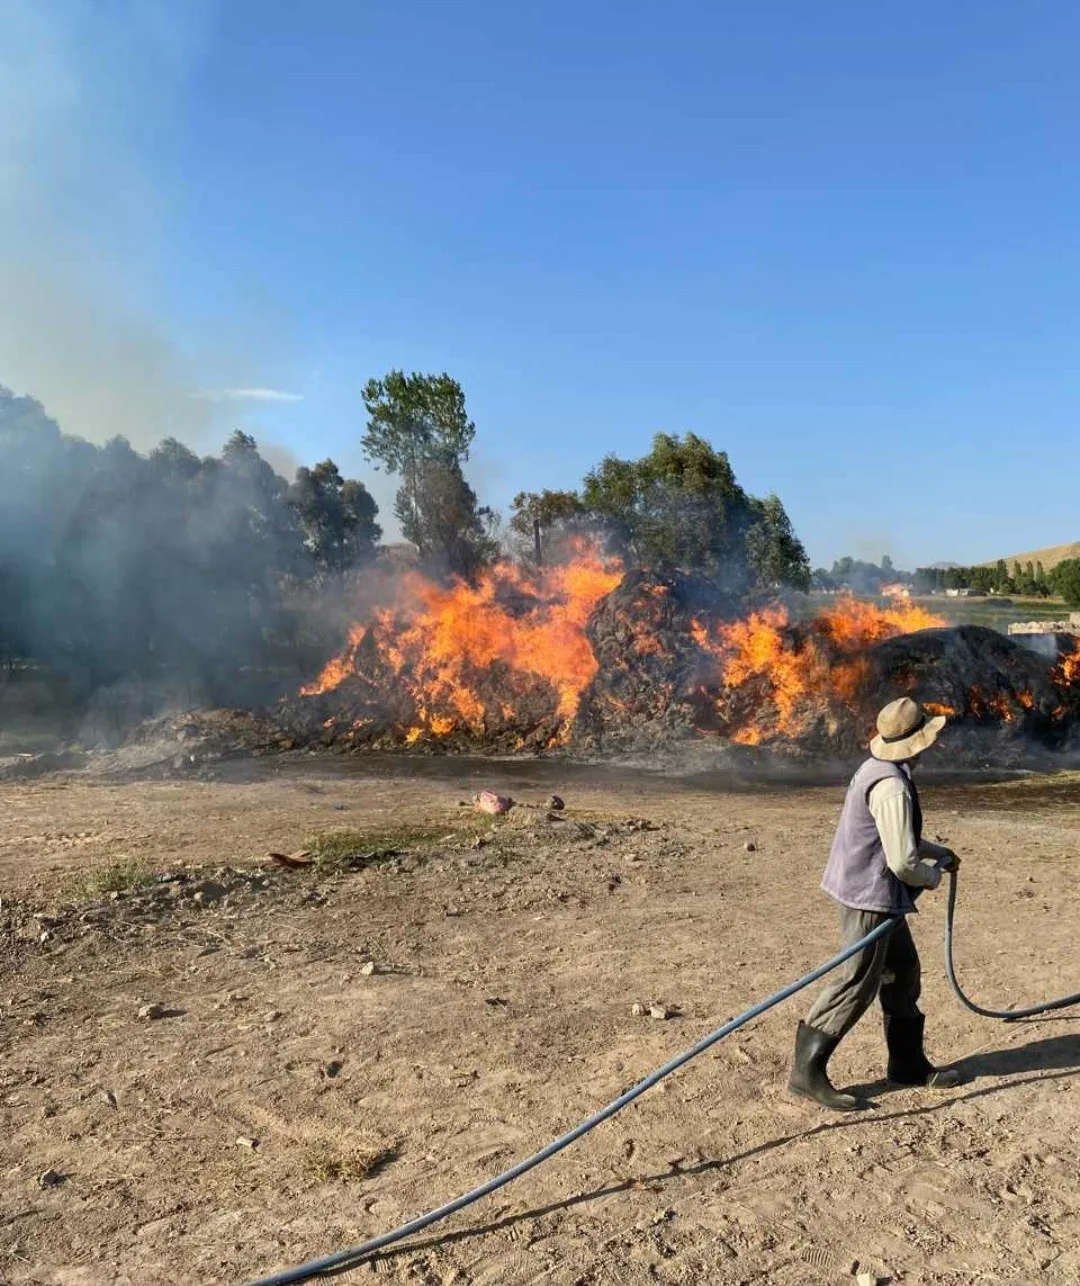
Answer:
[{"xmin": 870, "ymin": 697, "xmax": 946, "ymax": 762}]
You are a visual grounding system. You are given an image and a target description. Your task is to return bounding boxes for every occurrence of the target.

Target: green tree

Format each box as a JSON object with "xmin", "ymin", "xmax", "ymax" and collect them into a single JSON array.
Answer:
[
  {"xmin": 289, "ymin": 459, "xmax": 381, "ymax": 574},
  {"xmin": 509, "ymin": 489, "xmax": 585, "ymax": 564},
  {"xmin": 994, "ymin": 559, "xmax": 1009, "ymax": 592},
  {"xmin": 582, "ymin": 433, "xmax": 754, "ymax": 572},
  {"xmin": 581, "ymin": 432, "xmax": 810, "ymax": 590},
  {"xmin": 0, "ymin": 388, "xmax": 70, "ymax": 670},
  {"xmin": 406, "ymin": 458, "xmax": 496, "ymax": 577},
  {"xmin": 361, "ymin": 370, "xmax": 475, "ymax": 556},
  {"xmin": 970, "ymin": 565, "xmax": 995, "ymax": 594},
  {"xmin": 745, "ymin": 494, "xmax": 811, "ymax": 591},
  {"xmin": 1051, "ymin": 558, "xmax": 1080, "ymax": 607},
  {"xmin": 149, "ymin": 436, "xmax": 202, "ymax": 482}
]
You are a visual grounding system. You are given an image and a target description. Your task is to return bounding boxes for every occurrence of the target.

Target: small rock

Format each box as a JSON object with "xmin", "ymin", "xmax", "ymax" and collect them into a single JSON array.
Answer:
[
  {"xmin": 137, "ymin": 1003, "xmax": 166, "ymax": 1021},
  {"xmin": 235, "ymin": 1136, "xmax": 259, "ymax": 1150},
  {"xmin": 547, "ymin": 795, "xmax": 566, "ymax": 811},
  {"xmin": 474, "ymin": 790, "xmax": 514, "ymax": 816},
  {"xmin": 39, "ymin": 1168, "xmax": 63, "ymax": 1188},
  {"xmin": 856, "ymin": 1273, "xmax": 879, "ymax": 1286},
  {"xmin": 631, "ymin": 1003, "xmax": 645, "ymax": 1017},
  {"xmin": 359, "ymin": 961, "xmax": 378, "ymax": 977},
  {"xmin": 263, "ymin": 1011, "xmax": 282, "ymax": 1024},
  {"xmin": 648, "ymin": 1004, "xmax": 673, "ymax": 1020},
  {"xmin": 324, "ymin": 1060, "xmax": 343, "ymax": 1079},
  {"xmin": 744, "ymin": 841, "xmax": 757, "ymax": 853}
]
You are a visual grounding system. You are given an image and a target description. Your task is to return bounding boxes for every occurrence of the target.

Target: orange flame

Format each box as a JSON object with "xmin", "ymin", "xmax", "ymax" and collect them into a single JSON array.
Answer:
[
  {"xmin": 301, "ymin": 541, "xmax": 623, "ymax": 738},
  {"xmin": 302, "ymin": 624, "xmax": 368, "ymax": 696},
  {"xmin": 695, "ymin": 594, "xmax": 945, "ymax": 745},
  {"xmin": 1057, "ymin": 641, "xmax": 1080, "ymax": 687},
  {"xmin": 713, "ymin": 606, "xmax": 820, "ymax": 736},
  {"xmin": 817, "ymin": 593, "xmax": 943, "ymax": 649}
]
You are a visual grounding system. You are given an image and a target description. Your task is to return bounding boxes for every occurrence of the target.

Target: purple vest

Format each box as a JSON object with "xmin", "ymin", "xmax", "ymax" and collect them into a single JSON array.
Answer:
[{"xmin": 820, "ymin": 757, "xmax": 923, "ymax": 914}]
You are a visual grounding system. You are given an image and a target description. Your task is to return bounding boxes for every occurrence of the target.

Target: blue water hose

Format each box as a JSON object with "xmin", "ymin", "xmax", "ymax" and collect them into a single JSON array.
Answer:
[
  {"xmin": 244, "ymin": 915, "xmax": 900, "ymax": 1285},
  {"xmin": 246, "ymin": 868, "xmax": 1079, "ymax": 1286},
  {"xmin": 943, "ymin": 869, "xmax": 1080, "ymax": 1021}
]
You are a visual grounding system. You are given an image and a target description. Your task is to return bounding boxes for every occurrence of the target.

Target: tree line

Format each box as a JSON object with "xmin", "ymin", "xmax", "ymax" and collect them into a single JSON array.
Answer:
[
  {"xmin": 0, "ymin": 372, "xmax": 811, "ymax": 706},
  {"xmin": 509, "ymin": 429, "xmax": 810, "ymax": 592},
  {"xmin": 0, "ymin": 390, "xmax": 382, "ymax": 701},
  {"xmin": 912, "ymin": 559, "xmax": 1080, "ymax": 606},
  {"xmin": 806, "ymin": 552, "xmax": 1080, "ymax": 609}
]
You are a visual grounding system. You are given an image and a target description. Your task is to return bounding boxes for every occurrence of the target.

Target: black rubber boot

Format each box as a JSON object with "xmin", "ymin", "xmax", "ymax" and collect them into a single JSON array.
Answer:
[
  {"xmin": 788, "ymin": 1021, "xmax": 865, "ymax": 1111},
  {"xmin": 884, "ymin": 1013, "xmax": 961, "ymax": 1089}
]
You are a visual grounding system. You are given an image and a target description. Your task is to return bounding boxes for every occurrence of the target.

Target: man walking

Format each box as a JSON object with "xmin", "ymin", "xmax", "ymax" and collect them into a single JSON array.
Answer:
[{"xmin": 789, "ymin": 697, "xmax": 962, "ymax": 1111}]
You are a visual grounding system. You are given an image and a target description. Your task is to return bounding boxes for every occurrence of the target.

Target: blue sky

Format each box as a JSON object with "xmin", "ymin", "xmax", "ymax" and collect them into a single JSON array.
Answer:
[{"xmin": 4, "ymin": 1, "xmax": 1079, "ymax": 569}]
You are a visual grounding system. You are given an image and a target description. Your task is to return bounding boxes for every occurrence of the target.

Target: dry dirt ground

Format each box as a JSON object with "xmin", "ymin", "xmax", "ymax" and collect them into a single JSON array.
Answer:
[{"xmin": 1, "ymin": 754, "xmax": 1078, "ymax": 1286}]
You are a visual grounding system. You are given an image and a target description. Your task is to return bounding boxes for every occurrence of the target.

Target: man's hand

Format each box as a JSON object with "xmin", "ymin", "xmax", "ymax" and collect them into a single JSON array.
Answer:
[{"xmin": 939, "ymin": 850, "xmax": 960, "ymax": 873}]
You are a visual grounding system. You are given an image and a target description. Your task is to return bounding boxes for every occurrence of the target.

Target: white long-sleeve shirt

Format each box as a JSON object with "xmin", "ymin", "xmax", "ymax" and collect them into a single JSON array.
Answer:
[{"xmin": 867, "ymin": 776, "xmax": 950, "ymax": 890}]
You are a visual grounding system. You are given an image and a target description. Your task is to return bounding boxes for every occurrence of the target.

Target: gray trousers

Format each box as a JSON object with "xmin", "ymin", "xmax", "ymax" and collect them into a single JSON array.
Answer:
[{"xmin": 805, "ymin": 906, "xmax": 922, "ymax": 1040}]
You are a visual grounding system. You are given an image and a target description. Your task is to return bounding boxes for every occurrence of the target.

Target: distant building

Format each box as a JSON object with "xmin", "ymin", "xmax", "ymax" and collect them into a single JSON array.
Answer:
[{"xmin": 945, "ymin": 587, "xmax": 979, "ymax": 598}]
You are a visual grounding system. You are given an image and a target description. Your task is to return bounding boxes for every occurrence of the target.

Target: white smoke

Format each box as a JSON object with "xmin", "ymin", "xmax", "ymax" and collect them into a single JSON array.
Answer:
[{"xmin": 0, "ymin": 0, "xmax": 299, "ymax": 455}]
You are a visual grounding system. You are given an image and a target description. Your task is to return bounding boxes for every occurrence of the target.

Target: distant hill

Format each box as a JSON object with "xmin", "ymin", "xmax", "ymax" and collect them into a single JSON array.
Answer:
[{"xmin": 980, "ymin": 541, "xmax": 1080, "ymax": 572}]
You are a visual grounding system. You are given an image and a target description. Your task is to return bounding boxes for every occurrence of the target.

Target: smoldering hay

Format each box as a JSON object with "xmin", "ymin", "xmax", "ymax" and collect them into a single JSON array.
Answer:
[{"xmin": 278, "ymin": 546, "xmax": 1080, "ymax": 765}]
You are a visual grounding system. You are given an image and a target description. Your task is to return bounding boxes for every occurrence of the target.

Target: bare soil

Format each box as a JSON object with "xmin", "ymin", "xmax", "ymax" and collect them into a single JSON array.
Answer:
[{"xmin": 1, "ymin": 755, "xmax": 1078, "ymax": 1286}]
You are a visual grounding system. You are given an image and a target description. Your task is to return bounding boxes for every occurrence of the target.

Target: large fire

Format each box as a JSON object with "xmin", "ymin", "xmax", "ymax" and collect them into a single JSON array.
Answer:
[
  {"xmin": 301, "ymin": 543, "xmax": 623, "ymax": 741},
  {"xmin": 299, "ymin": 547, "xmax": 973, "ymax": 748}
]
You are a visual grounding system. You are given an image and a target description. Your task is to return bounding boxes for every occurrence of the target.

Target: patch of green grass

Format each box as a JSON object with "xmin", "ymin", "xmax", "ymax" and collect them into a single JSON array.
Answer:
[
  {"xmin": 307, "ymin": 825, "xmax": 446, "ymax": 870},
  {"xmin": 70, "ymin": 859, "xmax": 153, "ymax": 900},
  {"xmin": 304, "ymin": 1142, "xmax": 399, "ymax": 1185}
]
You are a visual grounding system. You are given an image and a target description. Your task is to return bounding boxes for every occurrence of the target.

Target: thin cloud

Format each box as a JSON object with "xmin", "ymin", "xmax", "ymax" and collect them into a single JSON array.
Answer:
[{"xmin": 195, "ymin": 387, "xmax": 305, "ymax": 404}]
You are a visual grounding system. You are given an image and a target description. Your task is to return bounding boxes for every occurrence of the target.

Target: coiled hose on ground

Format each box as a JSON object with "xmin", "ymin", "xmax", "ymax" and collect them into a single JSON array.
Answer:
[
  {"xmin": 943, "ymin": 870, "xmax": 1080, "ymax": 1021},
  {"xmin": 246, "ymin": 869, "xmax": 1078, "ymax": 1286}
]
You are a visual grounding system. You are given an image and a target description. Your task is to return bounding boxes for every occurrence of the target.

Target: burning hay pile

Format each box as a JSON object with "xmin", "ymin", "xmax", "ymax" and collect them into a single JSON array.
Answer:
[
  {"xmin": 280, "ymin": 546, "xmax": 623, "ymax": 753},
  {"xmin": 277, "ymin": 548, "xmax": 1080, "ymax": 765}
]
